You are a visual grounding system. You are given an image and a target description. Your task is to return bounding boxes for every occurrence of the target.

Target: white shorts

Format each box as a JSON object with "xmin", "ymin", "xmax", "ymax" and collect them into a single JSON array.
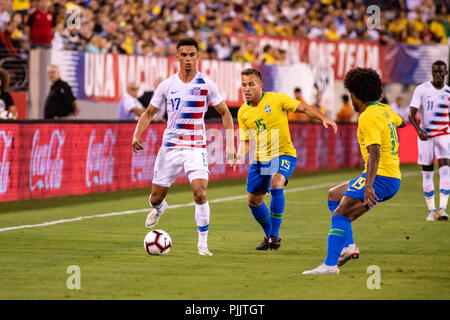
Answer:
[
  {"xmin": 417, "ymin": 134, "xmax": 450, "ymax": 165},
  {"xmin": 152, "ymin": 147, "xmax": 209, "ymax": 187}
]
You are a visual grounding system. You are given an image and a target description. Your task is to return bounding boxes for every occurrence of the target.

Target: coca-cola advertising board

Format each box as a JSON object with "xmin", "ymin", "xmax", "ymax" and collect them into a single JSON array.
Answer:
[{"xmin": 0, "ymin": 121, "xmax": 363, "ymax": 202}]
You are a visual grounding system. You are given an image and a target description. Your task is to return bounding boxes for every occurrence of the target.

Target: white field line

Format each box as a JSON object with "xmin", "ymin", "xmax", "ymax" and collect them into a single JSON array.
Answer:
[{"xmin": 0, "ymin": 171, "xmax": 422, "ymax": 233}]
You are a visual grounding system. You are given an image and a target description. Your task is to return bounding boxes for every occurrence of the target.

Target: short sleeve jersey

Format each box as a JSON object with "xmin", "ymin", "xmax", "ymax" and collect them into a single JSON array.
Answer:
[
  {"xmin": 150, "ymin": 71, "xmax": 223, "ymax": 148},
  {"xmin": 357, "ymin": 101, "xmax": 403, "ymax": 179},
  {"xmin": 237, "ymin": 92, "xmax": 299, "ymax": 161}
]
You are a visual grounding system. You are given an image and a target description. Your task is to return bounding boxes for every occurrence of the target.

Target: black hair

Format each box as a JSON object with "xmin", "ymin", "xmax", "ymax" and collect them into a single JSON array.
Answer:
[
  {"xmin": 432, "ymin": 60, "xmax": 447, "ymax": 69},
  {"xmin": 342, "ymin": 94, "xmax": 349, "ymax": 102},
  {"xmin": 176, "ymin": 38, "xmax": 199, "ymax": 51},
  {"xmin": 294, "ymin": 87, "xmax": 301, "ymax": 93},
  {"xmin": 344, "ymin": 67, "xmax": 382, "ymax": 103}
]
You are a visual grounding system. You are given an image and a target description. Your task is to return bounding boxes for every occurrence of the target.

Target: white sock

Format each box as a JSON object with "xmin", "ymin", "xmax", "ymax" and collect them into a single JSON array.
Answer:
[
  {"xmin": 195, "ymin": 201, "xmax": 210, "ymax": 248},
  {"xmin": 439, "ymin": 166, "xmax": 450, "ymax": 210},
  {"xmin": 422, "ymin": 171, "xmax": 435, "ymax": 211},
  {"xmin": 150, "ymin": 198, "xmax": 167, "ymax": 214}
]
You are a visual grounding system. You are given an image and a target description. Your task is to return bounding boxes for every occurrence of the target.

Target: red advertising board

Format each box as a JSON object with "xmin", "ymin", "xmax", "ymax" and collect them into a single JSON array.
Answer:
[{"xmin": 0, "ymin": 121, "xmax": 364, "ymax": 202}]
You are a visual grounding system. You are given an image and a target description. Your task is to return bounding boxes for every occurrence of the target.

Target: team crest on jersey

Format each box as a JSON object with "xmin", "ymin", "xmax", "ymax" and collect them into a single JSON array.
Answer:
[
  {"xmin": 264, "ymin": 105, "xmax": 271, "ymax": 113},
  {"xmin": 193, "ymin": 87, "xmax": 201, "ymax": 96}
]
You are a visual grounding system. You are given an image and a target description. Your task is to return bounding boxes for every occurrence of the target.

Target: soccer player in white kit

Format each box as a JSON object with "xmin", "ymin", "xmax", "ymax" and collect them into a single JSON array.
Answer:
[
  {"xmin": 132, "ymin": 38, "xmax": 236, "ymax": 255},
  {"xmin": 409, "ymin": 60, "xmax": 450, "ymax": 221}
]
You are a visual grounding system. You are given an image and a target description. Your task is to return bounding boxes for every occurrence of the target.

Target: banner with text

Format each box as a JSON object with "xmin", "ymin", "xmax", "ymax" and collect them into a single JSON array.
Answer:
[{"xmin": 0, "ymin": 122, "xmax": 362, "ymax": 202}]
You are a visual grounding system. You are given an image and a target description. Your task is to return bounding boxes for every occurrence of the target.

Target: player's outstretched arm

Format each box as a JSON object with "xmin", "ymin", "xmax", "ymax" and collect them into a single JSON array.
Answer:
[
  {"xmin": 408, "ymin": 107, "xmax": 427, "ymax": 140},
  {"xmin": 296, "ymin": 102, "xmax": 338, "ymax": 133},
  {"xmin": 214, "ymin": 101, "xmax": 236, "ymax": 167},
  {"xmin": 132, "ymin": 105, "xmax": 159, "ymax": 152},
  {"xmin": 363, "ymin": 144, "xmax": 380, "ymax": 209}
]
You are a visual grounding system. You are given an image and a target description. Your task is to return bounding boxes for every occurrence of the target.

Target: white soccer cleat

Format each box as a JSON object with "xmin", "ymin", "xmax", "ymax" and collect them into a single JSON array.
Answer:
[
  {"xmin": 302, "ymin": 263, "xmax": 340, "ymax": 275},
  {"xmin": 198, "ymin": 246, "xmax": 213, "ymax": 256},
  {"xmin": 437, "ymin": 208, "xmax": 448, "ymax": 221},
  {"xmin": 426, "ymin": 210, "xmax": 436, "ymax": 221},
  {"xmin": 338, "ymin": 244, "xmax": 360, "ymax": 266},
  {"xmin": 145, "ymin": 201, "xmax": 168, "ymax": 229}
]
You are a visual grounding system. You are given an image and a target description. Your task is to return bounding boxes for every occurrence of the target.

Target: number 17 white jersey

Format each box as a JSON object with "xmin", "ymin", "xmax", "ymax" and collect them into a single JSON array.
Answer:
[
  {"xmin": 150, "ymin": 71, "xmax": 223, "ymax": 148},
  {"xmin": 410, "ymin": 81, "xmax": 450, "ymax": 139}
]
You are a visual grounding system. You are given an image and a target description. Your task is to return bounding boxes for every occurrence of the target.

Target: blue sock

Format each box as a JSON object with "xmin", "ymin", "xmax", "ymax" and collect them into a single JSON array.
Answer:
[
  {"xmin": 324, "ymin": 215, "xmax": 351, "ymax": 266},
  {"xmin": 328, "ymin": 200, "xmax": 354, "ymax": 246},
  {"xmin": 327, "ymin": 200, "xmax": 339, "ymax": 214},
  {"xmin": 344, "ymin": 222, "xmax": 355, "ymax": 247},
  {"xmin": 249, "ymin": 203, "xmax": 272, "ymax": 239},
  {"xmin": 269, "ymin": 188, "xmax": 285, "ymax": 239}
]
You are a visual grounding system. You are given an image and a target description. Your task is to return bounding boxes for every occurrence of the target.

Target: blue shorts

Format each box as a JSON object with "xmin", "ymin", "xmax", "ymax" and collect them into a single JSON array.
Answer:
[
  {"xmin": 246, "ymin": 155, "xmax": 297, "ymax": 194},
  {"xmin": 344, "ymin": 172, "xmax": 401, "ymax": 207}
]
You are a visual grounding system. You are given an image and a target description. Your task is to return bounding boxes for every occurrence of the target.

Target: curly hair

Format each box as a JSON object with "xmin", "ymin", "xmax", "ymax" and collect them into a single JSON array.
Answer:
[
  {"xmin": 344, "ymin": 67, "xmax": 382, "ymax": 103},
  {"xmin": 0, "ymin": 68, "xmax": 10, "ymax": 93}
]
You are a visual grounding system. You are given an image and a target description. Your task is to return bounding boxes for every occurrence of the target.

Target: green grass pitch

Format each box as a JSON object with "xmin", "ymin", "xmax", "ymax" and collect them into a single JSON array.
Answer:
[{"xmin": 0, "ymin": 164, "xmax": 448, "ymax": 300}]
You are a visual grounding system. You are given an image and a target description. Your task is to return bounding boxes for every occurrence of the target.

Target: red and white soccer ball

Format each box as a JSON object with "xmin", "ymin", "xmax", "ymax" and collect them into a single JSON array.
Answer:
[{"xmin": 144, "ymin": 229, "xmax": 172, "ymax": 256}]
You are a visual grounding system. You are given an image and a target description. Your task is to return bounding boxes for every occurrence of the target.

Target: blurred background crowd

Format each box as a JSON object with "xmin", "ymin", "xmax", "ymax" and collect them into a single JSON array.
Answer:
[{"xmin": 0, "ymin": 0, "xmax": 449, "ymax": 65}]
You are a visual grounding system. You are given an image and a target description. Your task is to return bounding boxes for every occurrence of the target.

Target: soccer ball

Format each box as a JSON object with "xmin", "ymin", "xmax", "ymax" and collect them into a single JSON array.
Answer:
[{"xmin": 144, "ymin": 229, "xmax": 172, "ymax": 255}]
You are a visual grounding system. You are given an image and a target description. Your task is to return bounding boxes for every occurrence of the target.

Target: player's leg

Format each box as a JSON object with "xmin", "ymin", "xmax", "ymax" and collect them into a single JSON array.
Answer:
[
  {"xmin": 328, "ymin": 181, "xmax": 359, "ymax": 263},
  {"xmin": 437, "ymin": 158, "xmax": 450, "ymax": 221},
  {"xmin": 146, "ymin": 148, "xmax": 181, "ymax": 228},
  {"xmin": 303, "ymin": 196, "xmax": 366, "ymax": 275},
  {"xmin": 418, "ymin": 138, "xmax": 436, "ymax": 221},
  {"xmin": 184, "ymin": 147, "xmax": 213, "ymax": 255},
  {"xmin": 189, "ymin": 177, "xmax": 213, "ymax": 255},
  {"xmin": 303, "ymin": 174, "xmax": 401, "ymax": 274},
  {"xmin": 248, "ymin": 191, "xmax": 271, "ymax": 250},
  {"xmin": 247, "ymin": 161, "xmax": 272, "ymax": 250},
  {"xmin": 268, "ymin": 173, "xmax": 286, "ymax": 249},
  {"xmin": 435, "ymin": 135, "xmax": 450, "ymax": 220},
  {"xmin": 267, "ymin": 155, "xmax": 297, "ymax": 250}
]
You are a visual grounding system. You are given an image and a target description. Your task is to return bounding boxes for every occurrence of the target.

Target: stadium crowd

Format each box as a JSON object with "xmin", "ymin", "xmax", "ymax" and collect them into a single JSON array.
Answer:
[{"xmin": 0, "ymin": 0, "xmax": 449, "ymax": 64}]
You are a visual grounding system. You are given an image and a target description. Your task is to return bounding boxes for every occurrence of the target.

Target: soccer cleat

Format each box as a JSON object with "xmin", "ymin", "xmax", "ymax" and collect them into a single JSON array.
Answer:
[
  {"xmin": 198, "ymin": 246, "xmax": 213, "ymax": 256},
  {"xmin": 269, "ymin": 235, "xmax": 282, "ymax": 250},
  {"xmin": 338, "ymin": 244, "xmax": 360, "ymax": 266},
  {"xmin": 437, "ymin": 208, "xmax": 448, "ymax": 221},
  {"xmin": 302, "ymin": 263, "xmax": 340, "ymax": 275},
  {"xmin": 145, "ymin": 201, "xmax": 168, "ymax": 228},
  {"xmin": 426, "ymin": 210, "xmax": 436, "ymax": 221},
  {"xmin": 255, "ymin": 237, "xmax": 269, "ymax": 250}
]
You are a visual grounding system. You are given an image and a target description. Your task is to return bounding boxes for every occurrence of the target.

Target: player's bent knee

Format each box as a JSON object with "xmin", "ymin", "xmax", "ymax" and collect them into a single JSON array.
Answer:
[
  {"xmin": 193, "ymin": 191, "xmax": 207, "ymax": 204},
  {"xmin": 248, "ymin": 196, "xmax": 264, "ymax": 207}
]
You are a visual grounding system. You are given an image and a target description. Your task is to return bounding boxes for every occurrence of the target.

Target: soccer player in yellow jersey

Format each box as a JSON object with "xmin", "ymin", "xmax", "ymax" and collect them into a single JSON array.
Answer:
[
  {"xmin": 235, "ymin": 68, "xmax": 337, "ymax": 250},
  {"xmin": 303, "ymin": 67, "xmax": 406, "ymax": 275}
]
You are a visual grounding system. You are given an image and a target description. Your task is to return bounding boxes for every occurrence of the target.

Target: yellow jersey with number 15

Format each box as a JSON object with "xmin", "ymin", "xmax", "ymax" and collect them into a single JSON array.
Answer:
[
  {"xmin": 238, "ymin": 92, "xmax": 299, "ymax": 162},
  {"xmin": 357, "ymin": 101, "xmax": 403, "ymax": 179}
]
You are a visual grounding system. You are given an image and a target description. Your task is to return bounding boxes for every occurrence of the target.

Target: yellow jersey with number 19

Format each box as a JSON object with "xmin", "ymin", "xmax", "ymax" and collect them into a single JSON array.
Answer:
[
  {"xmin": 238, "ymin": 92, "xmax": 299, "ymax": 162},
  {"xmin": 357, "ymin": 101, "xmax": 403, "ymax": 179}
]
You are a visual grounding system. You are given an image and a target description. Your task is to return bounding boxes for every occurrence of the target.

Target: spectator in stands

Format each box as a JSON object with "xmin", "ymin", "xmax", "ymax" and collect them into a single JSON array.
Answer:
[
  {"xmin": 44, "ymin": 65, "xmax": 79, "ymax": 119},
  {"xmin": 390, "ymin": 96, "xmax": 409, "ymax": 121},
  {"xmin": 0, "ymin": 20, "xmax": 20, "ymax": 59},
  {"xmin": 325, "ymin": 21, "xmax": 340, "ymax": 40},
  {"xmin": 61, "ymin": 26, "xmax": 84, "ymax": 51},
  {"xmin": 336, "ymin": 94, "xmax": 355, "ymax": 123},
  {"xmin": 85, "ymin": 34, "xmax": 108, "ymax": 54},
  {"xmin": 214, "ymin": 34, "xmax": 232, "ymax": 60},
  {"xmin": 261, "ymin": 44, "xmax": 276, "ymax": 65},
  {"xmin": 430, "ymin": 9, "xmax": 448, "ymax": 43},
  {"xmin": 0, "ymin": 67, "xmax": 18, "ymax": 119},
  {"xmin": 242, "ymin": 39, "xmax": 258, "ymax": 63},
  {"xmin": 287, "ymin": 87, "xmax": 309, "ymax": 122},
  {"xmin": 109, "ymin": 32, "xmax": 127, "ymax": 55},
  {"xmin": 0, "ymin": 0, "xmax": 10, "ymax": 30},
  {"xmin": 117, "ymin": 82, "xmax": 145, "ymax": 121},
  {"xmin": 26, "ymin": 0, "xmax": 54, "ymax": 49},
  {"xmin": 313, "ymin": 92, "xmax": 327, "ymax": 120}
]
